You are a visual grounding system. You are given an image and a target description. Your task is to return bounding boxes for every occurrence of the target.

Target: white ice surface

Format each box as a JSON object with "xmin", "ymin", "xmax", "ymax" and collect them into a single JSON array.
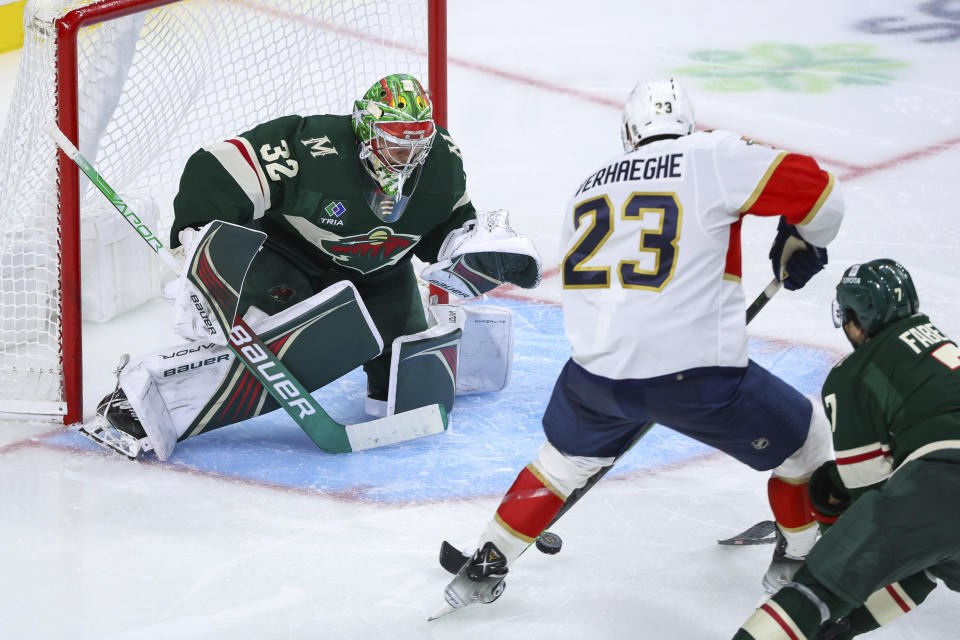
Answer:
[{"xmin": 2, "ymin": 1, "xmax": 960, "ymax": 638}]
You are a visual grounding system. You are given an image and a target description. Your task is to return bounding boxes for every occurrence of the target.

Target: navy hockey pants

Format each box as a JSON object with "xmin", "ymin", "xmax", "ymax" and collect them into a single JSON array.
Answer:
[{"xmin": 541, "ymin": 359, "xmax": 812, "ymax": 470}]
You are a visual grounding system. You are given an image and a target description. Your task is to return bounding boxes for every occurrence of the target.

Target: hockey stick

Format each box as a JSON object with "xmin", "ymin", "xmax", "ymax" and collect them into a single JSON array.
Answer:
[
  {"xmin": 717, "ymin": 519, "xmax": 776, "ymax": 545},
  {"xmin": 46, "ymin": 123, "xmax": 446, "ymax": 453},
  {"xmin": 439, "ymin": 276, "xmax": 784, "ymax": 573}
]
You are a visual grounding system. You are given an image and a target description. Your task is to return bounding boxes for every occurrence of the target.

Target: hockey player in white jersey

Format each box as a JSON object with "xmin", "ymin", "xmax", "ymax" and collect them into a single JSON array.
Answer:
[{"xmin": 432, "ymin": 77, "xmax": 844, "ymax": 619}]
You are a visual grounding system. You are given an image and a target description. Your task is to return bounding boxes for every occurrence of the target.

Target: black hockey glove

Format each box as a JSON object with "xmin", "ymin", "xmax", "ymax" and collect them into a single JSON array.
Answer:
[
  {"xmin": 769, "ymin": 217, "xmax": 828, "ymax": 291},
  {"xmin": 463, "ymin": 252, "xmax": 541, "ymax": 289},
  {"xmin": 808, "ymin": 460, "xmax": 851, "ymax": 527}
]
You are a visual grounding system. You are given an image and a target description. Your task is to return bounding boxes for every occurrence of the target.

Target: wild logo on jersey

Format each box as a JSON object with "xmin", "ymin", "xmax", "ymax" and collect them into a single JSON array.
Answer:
[
  {"xmin": 319, "ymin": 226, "xmax": 419, "ymax": 274},
  {"xmin": 268, "ymin": 284, "xmax": 297, "ymax": 303}
]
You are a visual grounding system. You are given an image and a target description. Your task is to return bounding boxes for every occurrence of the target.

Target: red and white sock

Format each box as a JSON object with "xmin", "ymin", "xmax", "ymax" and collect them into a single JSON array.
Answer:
[
  {"xmin": 479, "ymin": 441, "xmax": 612, "ymax": 564},
  {"xmin": 768, "ymin": 475, "xmax": 818, "ymax": 557}
]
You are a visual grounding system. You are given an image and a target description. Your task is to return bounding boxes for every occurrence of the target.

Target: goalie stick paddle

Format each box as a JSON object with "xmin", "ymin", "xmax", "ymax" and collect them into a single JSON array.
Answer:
[
  {"xmin": 436, "ymin": 276, "xmax": 786, "ymax": 571},
  {"xmin": 46, "ymin": 123, "xmax": 446, "ymax": 453}
]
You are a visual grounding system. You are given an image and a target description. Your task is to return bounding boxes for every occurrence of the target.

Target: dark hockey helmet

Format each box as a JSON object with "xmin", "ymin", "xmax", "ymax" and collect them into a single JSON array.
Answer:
[{"xmin": 832, "ymin": 259, "xmax": 918, "ymax": 336}]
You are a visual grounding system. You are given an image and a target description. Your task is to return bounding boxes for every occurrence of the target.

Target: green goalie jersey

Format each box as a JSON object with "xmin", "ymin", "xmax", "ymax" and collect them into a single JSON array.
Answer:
[
  {"xmin": 171, "ymin": 114, "xmax": 475, "ymax": 281},
  {"xmin": 822, "ymin": 313, "xmax": 960, "ymax": 498}
]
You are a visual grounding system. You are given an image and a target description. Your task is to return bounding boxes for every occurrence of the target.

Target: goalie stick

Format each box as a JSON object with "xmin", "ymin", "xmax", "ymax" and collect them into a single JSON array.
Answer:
[
  {"xmin": 437, "ymin": 277, "xmax": 783, "ymax": 573},
  {"xmin": 46, "ymin": 123, "xmax": 446, "ymax": 454}
]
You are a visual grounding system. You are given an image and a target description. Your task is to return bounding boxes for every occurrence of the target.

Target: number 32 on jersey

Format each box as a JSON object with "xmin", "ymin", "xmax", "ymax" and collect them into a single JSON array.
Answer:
[{"xmin": 562, "ymin": 192, "xmax": 682, "ymax": 291}]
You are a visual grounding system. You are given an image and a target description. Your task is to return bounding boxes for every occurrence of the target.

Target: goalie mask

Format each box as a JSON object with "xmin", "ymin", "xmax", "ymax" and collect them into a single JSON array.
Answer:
[
  {"xmin": 832, "ymin": 259, "xmax": 919, "ymax": 338},
  {"xmin": 352, "ymin": 73, "xmax": 436, "ymax": 220},
  {"xmin": 621, "ymin": 77, "xmax": 695, "ymax": 151}
]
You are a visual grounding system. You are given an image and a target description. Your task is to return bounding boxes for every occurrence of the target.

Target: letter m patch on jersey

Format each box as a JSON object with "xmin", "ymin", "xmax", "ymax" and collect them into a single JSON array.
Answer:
[{"xmin": 301, "ymin": 136, "xmax": 338, "ymax": 157}]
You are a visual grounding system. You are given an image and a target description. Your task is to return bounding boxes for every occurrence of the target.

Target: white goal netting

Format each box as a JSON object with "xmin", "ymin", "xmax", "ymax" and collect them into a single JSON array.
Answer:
[{"xmin": 0, "ymin": 0, "xmax": 436, "ymax": 419}]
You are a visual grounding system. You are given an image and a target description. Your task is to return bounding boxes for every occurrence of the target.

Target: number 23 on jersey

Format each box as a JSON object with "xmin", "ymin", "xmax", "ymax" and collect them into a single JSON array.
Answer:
[{"xmin": 562, "ymin": 192, "xmax": 682, "ymax": 291}]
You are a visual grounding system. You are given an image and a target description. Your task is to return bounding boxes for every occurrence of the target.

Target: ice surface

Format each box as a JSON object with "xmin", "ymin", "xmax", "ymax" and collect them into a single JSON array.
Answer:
[{"xmin": 2, "ymin": 1, "xmax": 959, "ymax": 638}]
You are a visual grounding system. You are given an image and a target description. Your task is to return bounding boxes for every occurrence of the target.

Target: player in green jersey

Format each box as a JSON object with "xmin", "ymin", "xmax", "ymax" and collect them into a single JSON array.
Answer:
[
  {"xmin": 732, "ymin": 259, "xmax": 960, "ymax": 640},
  {"xmin": 84, "ymin": 74, "xmax": 542, "ymax": 461}
]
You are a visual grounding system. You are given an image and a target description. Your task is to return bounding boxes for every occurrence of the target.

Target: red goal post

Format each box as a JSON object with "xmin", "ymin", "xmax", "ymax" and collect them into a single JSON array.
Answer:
[{"xmin": 0, "ymin": 0, "xmax": 447, "ymax": 425}]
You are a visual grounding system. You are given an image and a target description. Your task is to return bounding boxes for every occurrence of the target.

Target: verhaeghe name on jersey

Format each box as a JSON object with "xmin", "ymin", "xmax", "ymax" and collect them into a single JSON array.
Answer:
[{"xmin": 575, "ymin": 152, "xmax": 685, "ymax": 196}]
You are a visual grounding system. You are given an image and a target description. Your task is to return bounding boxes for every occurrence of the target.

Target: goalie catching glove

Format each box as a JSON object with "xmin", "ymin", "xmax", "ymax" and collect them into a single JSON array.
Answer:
[{"xmin": 420, "ymin": 209, "xmax": 542, "ymax": 298}]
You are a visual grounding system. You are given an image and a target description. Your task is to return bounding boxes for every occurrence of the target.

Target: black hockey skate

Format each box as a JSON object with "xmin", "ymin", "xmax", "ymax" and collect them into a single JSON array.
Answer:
[
  {"xmin": 762, "ymin": 527, "xmax": 806, "ymax": 594},
  {"xmin": 97, "ymin": 387, "xmax": 146, "ymax": 438},
  {"xmin": 428, "ymin": 541, "xmax": 508, "ymax": 620},
  {"xmin": 77, "ymin": 355, "xmax": 152, "ymax": 459}
]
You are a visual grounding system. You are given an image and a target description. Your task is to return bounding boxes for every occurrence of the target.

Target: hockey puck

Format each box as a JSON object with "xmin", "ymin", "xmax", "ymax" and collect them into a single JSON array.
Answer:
[{"xmin": 535, "ymin": 531, "xmax": 563, "ymax": 555}]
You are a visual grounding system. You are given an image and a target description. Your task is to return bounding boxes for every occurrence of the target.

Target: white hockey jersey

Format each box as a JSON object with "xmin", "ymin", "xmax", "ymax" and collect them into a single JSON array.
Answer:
[{"xmin": 560, "ymin": 129, "xmax": 844, "ymax": 380}]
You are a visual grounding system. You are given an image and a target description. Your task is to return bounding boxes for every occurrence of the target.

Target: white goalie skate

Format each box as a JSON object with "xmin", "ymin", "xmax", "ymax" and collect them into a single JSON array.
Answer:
[{"xmin": 77, "ymin": 354, "xmax": 153, "ymax": 460}]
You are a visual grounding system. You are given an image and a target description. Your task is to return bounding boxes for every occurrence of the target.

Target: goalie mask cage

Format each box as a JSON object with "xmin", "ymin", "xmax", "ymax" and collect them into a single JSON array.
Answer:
[{"xmin": 0, "ymin": 0, "xmax": 447, "ymax": 424}]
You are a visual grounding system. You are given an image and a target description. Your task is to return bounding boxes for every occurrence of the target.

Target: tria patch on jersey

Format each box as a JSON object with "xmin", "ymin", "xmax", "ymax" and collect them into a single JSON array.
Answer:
[
  {"xmin": 324, "ymin": 201, "xmax": 346, "ymax": 217},
  {"xmin": 318, "ymin": 200, "xmax": 349, "ymax": 227},
  {"xmin": 319, "ymin": 226, "xmax": 420, "ymax": 274}
]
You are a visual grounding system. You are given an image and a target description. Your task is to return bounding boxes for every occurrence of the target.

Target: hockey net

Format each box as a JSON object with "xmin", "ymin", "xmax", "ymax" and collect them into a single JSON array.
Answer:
[{"xmin": 0, "ymin": 0, "xmax": 446, "ymax": 423}]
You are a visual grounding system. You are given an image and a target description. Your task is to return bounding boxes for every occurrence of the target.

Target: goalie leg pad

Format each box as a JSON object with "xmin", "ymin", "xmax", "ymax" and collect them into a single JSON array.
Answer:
[
  {"xmin": 113, "ymin": 282, "xmax": 382, "ymax": 458},
  {"xmin": 429, "ymin": 303, "xmax": 513, "ymax": 395},
  {"xmin": 119, "ymin": 363, "xmax": 180, "ymax": 461},
  {"xmin": 381, "ymin": 324, "xmax": 462, "ymax": 418}
]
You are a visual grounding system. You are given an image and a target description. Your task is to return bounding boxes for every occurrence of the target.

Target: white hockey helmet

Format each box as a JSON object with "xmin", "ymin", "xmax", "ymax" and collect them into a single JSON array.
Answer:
[{"xmin": 621, "ymin": 78, "xmax": 695, "ymax": 151}]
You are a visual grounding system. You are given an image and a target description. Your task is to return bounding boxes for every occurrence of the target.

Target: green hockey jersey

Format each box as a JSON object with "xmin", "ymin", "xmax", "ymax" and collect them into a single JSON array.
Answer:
[
  {"xmin": 171, "ymin": 114, "xmax": 475, "ymax": 282},
  {"xmin": 822, "ymin": 314, "xmax": 960, "ymax": 497}
]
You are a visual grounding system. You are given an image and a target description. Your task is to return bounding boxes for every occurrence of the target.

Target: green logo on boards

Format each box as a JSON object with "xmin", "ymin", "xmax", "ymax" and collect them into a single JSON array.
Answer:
[{"xmin": 674, "ymin": 43, "xmax": 908, "ymax": 93}]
